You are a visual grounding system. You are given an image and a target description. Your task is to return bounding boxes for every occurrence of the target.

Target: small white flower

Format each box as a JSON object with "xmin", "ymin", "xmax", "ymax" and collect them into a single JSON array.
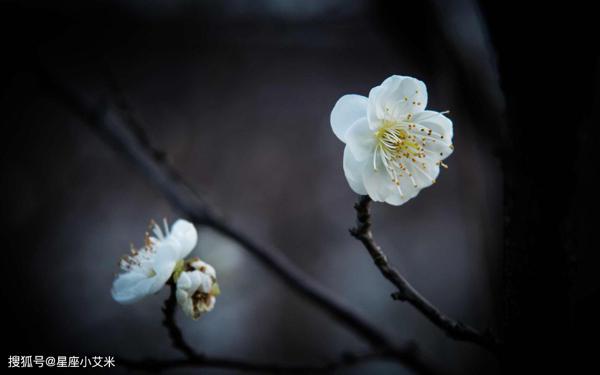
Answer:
[
  {"xmin": 331, "ymin": 75, "xmax": 454, "ymax": 205},
  {"xmin": 176, "ymin": 258, "xmax": 220, "ymax": 319},
  {"xmin": 111, "ymin": 219, "xmax": 198, "ymax": 304}
]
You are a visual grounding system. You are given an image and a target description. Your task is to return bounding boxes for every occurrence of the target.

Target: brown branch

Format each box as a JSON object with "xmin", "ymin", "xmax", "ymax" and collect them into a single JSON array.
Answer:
[
  {"xmin": 37, "ymin": 69, "xmax": 441, "ymax": 375},
  {"xmin": 161, "ymin": 283, "xmax": 197, "ymax": 358},
  {"xmin": 350, "ymin": 195, "xmax": 500, "ymax": 354}
]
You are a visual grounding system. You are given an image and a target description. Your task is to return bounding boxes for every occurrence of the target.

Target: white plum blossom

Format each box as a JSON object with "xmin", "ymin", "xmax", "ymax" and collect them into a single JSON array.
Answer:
[
  {"xmin": 111, "ymin": 219, "xmax": 198, "ymax": 304},
  {"xmin": 176, "ymin": 258, "xmax": 220, "ymax": 319},
  {"xmin": 331, "ymin": 75, "xmax": 454, "ymax": 205}
]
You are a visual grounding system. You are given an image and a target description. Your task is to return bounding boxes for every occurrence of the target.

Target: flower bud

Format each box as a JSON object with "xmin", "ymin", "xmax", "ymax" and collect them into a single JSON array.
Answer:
[{"xmin": 176, "ymin": 258, "xmax": 219, "ymax": 319}]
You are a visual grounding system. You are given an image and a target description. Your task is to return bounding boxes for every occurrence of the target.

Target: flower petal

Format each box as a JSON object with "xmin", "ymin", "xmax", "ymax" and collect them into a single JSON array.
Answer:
[
  {"xmin": 191, "ymin": 259, "xmax": 217, "ymax": 280},
  {"xmin": 330, "ymin": 94, "xmax": 368, "ymax": 143},
  {"xmin": 412, "ymin": 110, "xmax": 453, "ymax": 141},
  {"xmin": 176, "ymin": 269, "xmax": 215, "ymax": 319},
  {"xmin": 345, "ymin": 118, "xmax": 375, "ymax": 161},
  {"xmin": 361, "ymin": 160, "xmax": 396, "ymax": 202},
  {"xmin": 422, "ymin": 141, "xmax": 454, "ymax": 161},
  {"xmin": 393, "ymin": 76, "xmax": 428, "ymax": 116},
  {"xmin": 170, "ymin": 219, "xmax": 198, "ymax": 259},
  {"xmin": 406, "ymin": 159, "xmax": 440, "ymax": 191},
  {"xmin": 187, "ymin": 271, "xmax": 205, "ymax": 293},
  {"xmin": 177, "ymin": 270, "xmax": 193, "ymax": 290},
  {"xmin": 384, "ymin": 178, "xmax": 419, "ymax": 206},
  {"xmin": 367, "ymin": 85, "xmax": 386, "ymax": 127},
  {"xmin": 198, "ymin": 273, "xmax": 213, "ymax": 294},
  {"xmin": 368, "ymin": 76, "xmax": 428, "ymax": 127},
  {"xmin": 176, "ymin": 288, "xmax": 194, "ymax": 317},
  {"xmin": 152, "ymin": 240, "xmax": 179, "ymax": 277},
  {"xmin": 343, "ymin": 147, "xmax": 367, "ymax": 195},
  {"xmin": 360, "ymin": 154, "xmax": 425, "ymax": 206},
  {"xmin": 111, "ymin": 272, "xmax": 156, "ymax": 304}
]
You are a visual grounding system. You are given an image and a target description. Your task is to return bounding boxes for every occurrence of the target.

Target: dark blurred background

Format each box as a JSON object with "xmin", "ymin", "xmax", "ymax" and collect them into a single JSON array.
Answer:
[{"xmin": 2, "ymin": 0, "xmax": 595, "ymax": 374}]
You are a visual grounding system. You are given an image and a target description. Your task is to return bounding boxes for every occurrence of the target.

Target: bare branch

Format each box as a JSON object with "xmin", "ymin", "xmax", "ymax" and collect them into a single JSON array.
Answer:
[
  {"xmin": 161, "ymin": 283, "xmax": 197, "ymax": 358},
  {"xmin": 37, "ymin": 70, "xmax": 441, "ymax": 375},
  {"xmin": 350, "ymin": 195, "xmax": 500, "ymax": 354}
]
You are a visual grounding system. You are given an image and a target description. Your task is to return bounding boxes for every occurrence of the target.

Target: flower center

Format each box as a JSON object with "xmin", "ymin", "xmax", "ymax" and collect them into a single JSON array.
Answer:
[
  {"xmin": 375, "ymin": 121, "xmax": 425, "ymax": 162},
  {"xmin": 374, "ymin": 120, "xmax": 429, "ymax": 194}
]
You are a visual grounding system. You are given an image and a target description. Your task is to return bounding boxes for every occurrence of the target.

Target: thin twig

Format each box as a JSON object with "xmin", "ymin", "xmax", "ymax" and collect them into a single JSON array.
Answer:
[
  {"xmin": 37, "ymin": 69, "xmax": 441, "ymax": 375},
  {"xmin": 350, "ymin": 195, "xmax": 500, "ymax": 354},
  {"xmin": 161, "ymin": 283, "xmax": 197, "ymax": 358}
]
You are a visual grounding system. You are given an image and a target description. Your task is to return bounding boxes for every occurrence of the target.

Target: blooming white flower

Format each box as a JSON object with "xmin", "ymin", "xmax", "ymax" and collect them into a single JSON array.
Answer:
[
  {"xmin": 331, "ymin": 75, "xmax": 454, "ymax": 205},
  {"xmin": 176, "ymin": 258, "xmax": 220, "ymax": 319},
  {"xmin": 111, "ymin": 219, "xmax": 198, "ymax": 304}
]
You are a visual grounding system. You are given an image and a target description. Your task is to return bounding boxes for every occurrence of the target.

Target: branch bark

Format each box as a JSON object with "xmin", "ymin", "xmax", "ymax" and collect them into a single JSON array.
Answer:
[
  {"xmin": 37, "ymin": 69, "xmax": 440, "ymax": 375},
  {"xmin": 350, "ymin": 195, "xmax": 500, "ymax": 354},
  {"xmin": 161, "ymin": 283, "xmax": 198, "ymax": 358}
]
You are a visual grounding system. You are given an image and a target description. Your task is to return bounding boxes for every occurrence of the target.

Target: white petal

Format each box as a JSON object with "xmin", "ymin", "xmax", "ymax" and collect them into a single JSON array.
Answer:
[
  {"xmin": 367, "ymin": 85, "xmax": 385, "ymax": 127},
  {"xmin": 412, "ymin": 110, "xmax": 453, "ymax": 141},
  {"xmin": 360, "ymin": 154, "xmax": 427, "ymax": 206},
  {"xmin": 176, "ymin": 270, "xmax": 193, "ymax": 291},
  {"xmin": 169, "ymin": 219, "xmax": 197, "ymax": 259},
  {"xmin": 423, "ymin": 141, "xmax": 454, "ymax": 161},
  {"xmin": 151, "ymin": 240, "xmax": 179, "ymax": 287},
  {"xmin": 203, "ymin": 264, "xmax": 216, "ymax": 280},
  {"xmin": 176, "ymin": 288, "xmax": 188, "ymax": 305},
  {"xmin": 330, "ymin": 94, "xmax": 368, "ymax": 143},
  {"xmin": 149, "ymin": 271, "xmax": 173, "ymax": 294},
  {"xmin": 368, "ymin": 76, "xmax": 428, "ymax": 127},
  {"xmin": 379, "ymin": 75, "xmax": 405, "ymax": 110},
  {"xmin": 384, "ymin": 191, "xmax": 410, "ymax": 206},
  {"xmin": 198, "ymin": 273, "xmax": 213, "ymax": 294},
  {"xmin": 188, "ymin": 271, "xmax": 204, "ymax": 293},
  {"xmin": 416, "ymin": 138, "xmax": 453, "ymax": 161},
  {"xmin": 361, "ymin": 160, "xmax": 396, "ymax": 202},
  {"xmin": 383, "ymin": 178, "xmax": 423, "ymax": 206},
  {"xmin": 407, "ymin": 159, "xmax": 440, "ymax": 189},
  {"xmin": 193, "ymin": 260, "xmax": 217, "ymax": 280},
  {"xmin": 384, "ymin": 186, "xmax": 415, "ymax": 205},
  {"xmin": 176, "ymin": 289, "xmax": 194, "ymax": 318},
  {"xmin": 380, "ymin": 74, "xmax": 405, "ymax": 89},
  {"xmin": 343, "ymin": 147, "xmax": 367, "ymax": 194},
  {"xmin": 345, "ymin": 118, "xmax": 376, "ymax": 161},
  {"xmin": 386, "ymin": 171, "xmax": 421, "ymax": 206},
  {"xmin": 111, "ymin": 272, "xmax": 155, "ymax": 304},
  {"xmin": 394, "ymin": 76, "xmax": 428, "ymax": 116}
]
